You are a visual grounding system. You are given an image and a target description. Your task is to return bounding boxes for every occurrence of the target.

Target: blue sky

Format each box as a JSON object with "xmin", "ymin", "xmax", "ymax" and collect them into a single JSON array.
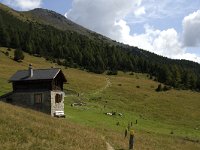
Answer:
[
  {"xmin": 1, "ymin": 0, "xmax": 200, "ymax": 63},
  {"xmin": 42, "ymin": 0, "xmax": 72, "ymax": 15}
]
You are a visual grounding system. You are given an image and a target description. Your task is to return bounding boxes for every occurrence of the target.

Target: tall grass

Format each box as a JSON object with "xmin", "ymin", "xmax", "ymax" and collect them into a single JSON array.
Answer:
[{"xmin": 0, "ymin": 102, "xmax": 106, "ymax": 150}]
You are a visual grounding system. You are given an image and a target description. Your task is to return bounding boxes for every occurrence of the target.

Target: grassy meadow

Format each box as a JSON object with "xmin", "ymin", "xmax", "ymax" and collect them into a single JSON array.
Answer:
[
  {"xmin": 0, "ymin": 102, "xmax": 106, "ymax": 150},
  {"xmin": 0, "ymin": 47, "xmax": 200, "ymax": 149}
]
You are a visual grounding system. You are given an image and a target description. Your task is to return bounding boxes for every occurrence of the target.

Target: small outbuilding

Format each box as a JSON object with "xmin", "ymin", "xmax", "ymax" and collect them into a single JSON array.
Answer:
[{"xmin": 8, "ymin": 64, "xmax": 67, "ymax": 116}]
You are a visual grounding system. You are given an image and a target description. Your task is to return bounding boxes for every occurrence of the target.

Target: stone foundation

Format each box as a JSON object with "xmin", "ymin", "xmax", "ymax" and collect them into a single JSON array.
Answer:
[
  {"xmin": 8, "ymin": 90, "xmax": 65, "ymax": 116},
  {"xmin": 51, "ymin": 91, "xmax": 65, "ymax": 116}
]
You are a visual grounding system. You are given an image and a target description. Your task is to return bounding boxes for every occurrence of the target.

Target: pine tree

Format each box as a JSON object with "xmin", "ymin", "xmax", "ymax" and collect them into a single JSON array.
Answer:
[
  {"xmin": 0, "ymin": 16, "xmax": 10, "ymax": 47},
  {"xmin": 172, "ymin": 65, "xmax": 181, "ymax": 87},
  {"xmin": 14, "ymin": 49, "xmax": 24, "ymax": 61},
  {"xmin": 189, "ymin": 73, "xmax": 197, "ymax": 89}
]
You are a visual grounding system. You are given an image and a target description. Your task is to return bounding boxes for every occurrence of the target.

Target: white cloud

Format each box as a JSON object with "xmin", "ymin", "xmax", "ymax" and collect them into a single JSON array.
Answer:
[
  {"xmin": 134, "ymin": 6, "xmax": 145, "ymax": 17},
  {"xmin": 152, "ymin": 28, "xmax": 183, "ymax": 57},
  {"xmin": 175, "ymin": 53, "xmax": 200, "ymax": 63},
  {"xmin": 116, "ymin": 22, "xmax": 183, "ymax": 57},
  {"xmin": 2, "ymin": 0, "xmax": 42, "ymax": 10},
  {"xmin": 183, "ymin": 10, "xmax": 200, "ymax": 47},
  {"xmin": 67, "ymin": 0, "xmax": 143, "ymax": 40},
  {"xmin": 128, "ymin": 0, "xmax": 200, "ymax": 24},
  {"xmin": 116, "ymin": 21, "xmax": 200, "ymax": 63}
]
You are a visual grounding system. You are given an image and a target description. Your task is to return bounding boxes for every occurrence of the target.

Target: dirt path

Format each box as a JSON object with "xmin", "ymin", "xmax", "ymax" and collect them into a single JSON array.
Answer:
[
  {"xmin": 65, "ymin": 77, "xmax": 111, "ymax": 99},
  {"xmin": 101, "ymin": 136, "xmax": 115, "ymax": 150},
  {"xmin": 106, "ymin": 142, "xmax": 115, "ymax": 150},
  {"xmin": 93, "ymin": 77, "xmax": 111, "ymax": 95}
]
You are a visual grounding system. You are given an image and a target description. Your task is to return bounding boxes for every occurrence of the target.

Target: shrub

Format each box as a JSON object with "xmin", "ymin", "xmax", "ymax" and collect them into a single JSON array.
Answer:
[
  {"xmin": 57, "ymin": 59, "xmax": 62, "ymax": 65},
  {"xmin": 52, "ymin": 59, "xmax": 56, "ymax": 63},
  {"xmin": 14, "ymin": 49, "xmax": 24, "ymax": 61},
  {"xmin": 156, "ymin": 84, "xmax": 162, "ymax": 92},
  {"xmin": 45, "ymin": 57, "xmax": 50, "ymax": 61},
  {"xmin": 5, "ymin": 51, "xmax": 9, "ymax": 56},
  {"xmin": 106, "ymin": 70, "xmax": 118, "ymax": 75},
  {"xmin": 163, "ymin": 85, "xmax": 171, "ymax": 91},
  {"xmin": 33, "ymin": 54, "xmax": 41, "ymax": 57}
]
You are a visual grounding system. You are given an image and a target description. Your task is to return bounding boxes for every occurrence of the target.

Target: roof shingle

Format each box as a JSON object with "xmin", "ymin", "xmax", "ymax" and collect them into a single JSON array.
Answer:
[{"xmin": 9, "ymin": 68, "xmax": 66, "ymax": 82}]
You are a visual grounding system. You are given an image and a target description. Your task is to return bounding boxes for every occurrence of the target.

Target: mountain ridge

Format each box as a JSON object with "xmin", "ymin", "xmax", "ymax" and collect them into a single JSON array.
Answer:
[
  {"xmin": 24, "ymin": 6, "xmax": 200, "ymax": 65},
  {"xmin": 0, "ymin": 3, "xmax": 200, "ymax": 90},
  {"xmin": 23, "ymin": 7, "xmax": 120, "ymax": 47},
  {"xmin": 0, "ymin": 2, "xmax": 198, "ymax": 64}
]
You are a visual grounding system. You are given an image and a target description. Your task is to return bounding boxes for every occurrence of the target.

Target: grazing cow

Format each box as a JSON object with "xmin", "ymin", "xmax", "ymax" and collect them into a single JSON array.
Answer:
[
  {"xmin": 105, "ymin": 112, "xmax": 113, "ymax": 116},
  {"xmin": 118, "ymin": 113, "xmax": 123, "ymax": 117}
]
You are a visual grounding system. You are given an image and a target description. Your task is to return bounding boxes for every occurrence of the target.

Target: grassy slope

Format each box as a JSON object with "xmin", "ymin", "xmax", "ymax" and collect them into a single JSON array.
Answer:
[
  {"xmin": 0, "ymin": 102, "xmax": 105, "ymax": 150},
  {"xmin": 0, "ymin": 48, "xmax": 107, "ymax": 150},
  {"xmin": 0, "ymin": 47, "xmax": 200, "ymax": 149}
]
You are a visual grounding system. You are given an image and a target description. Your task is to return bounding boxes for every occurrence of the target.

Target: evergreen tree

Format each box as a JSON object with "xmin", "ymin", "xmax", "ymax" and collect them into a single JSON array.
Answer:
[
  {"xmin": 182, "ymin": 71, "xmax": 190, "ymax": 89},
  {"xmin": 14, "ymin": 49, "xmax": 24, "ymax": 61},
  {"xmin": 0, "ymin": 17, "xmax": 10, "ymax": 47},
  {"xmin": 189, "ymin": 72, "xmax": 197, "ymax": 89},
  {"xmin": 158, "ymin": 66, "xmax": 172, "ymax": 85},
  {"xmin": 172, "ymin": 65, "xmax": 181, "ymax": 87}
]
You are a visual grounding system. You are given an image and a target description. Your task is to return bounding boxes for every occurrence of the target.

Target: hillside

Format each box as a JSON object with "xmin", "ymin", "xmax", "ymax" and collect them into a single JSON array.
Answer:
[
  {"xmin": 24, "ymin": 8, "xmax": 110, "ymax": 41},
  {"xmin": 0, "ymin": 102, "xmax": 106, "ymax": 150},
  {"xmin": 0, "ymin": 47, "xmax": 200, "ymax": 149},
  {"xmin": 0, "ymin": 3, "xmax": 114, "ymax": 44},
  {"xmin": 0, "ymin": 3, "xmax": 200, "ymax": 91}
]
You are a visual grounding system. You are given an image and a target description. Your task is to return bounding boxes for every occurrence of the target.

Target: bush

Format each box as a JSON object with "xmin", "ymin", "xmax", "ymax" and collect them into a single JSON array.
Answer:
[
  {"xmin": 57, "ymin": 59, "xmax": 63, "ymax": 65},
  {"xmin": 5, "ymin": 51, "xmax": 9, "ymax": 56},
  {"xmin": 45, "ymin": 57, "xmax": 50, "ymax": 61},
  {"xmin": 136, "ymin": 85, "xmax": 140, "ymax": 88},
  {"xmin": 163, "ymin": 85, "xmax": 171, "ymax": 91},
  {"xmin": 33, "ymin": 54, "xmax": 41, "ymax": 57},
  {"xmin": 156, "ymin": 84, "xmax": 162, "ymax": 92},
  {"xmin": 106, "ymin": 70, "xmax": 118, "ymax": 75},
  {"xmin": 156, "ymin": 84, "xmax": 171, "ymax": 92},
  {"xmin": 14, "ymin": 49, "xmax": 24, "ymax": 61}
]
